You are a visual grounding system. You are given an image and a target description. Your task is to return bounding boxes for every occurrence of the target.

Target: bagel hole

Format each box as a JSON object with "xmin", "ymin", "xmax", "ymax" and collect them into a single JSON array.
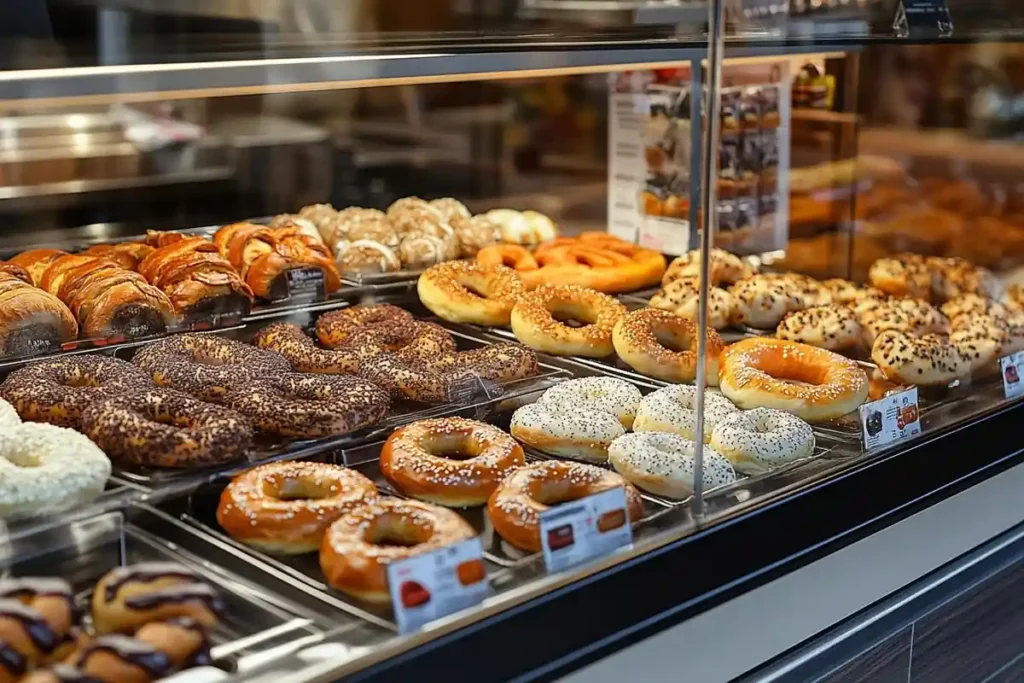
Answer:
[
  {"xmin": 459, "ymin": 279, "xmax": 490, "ymax": 299},
  {"xmin": 424, "ymin": 434, "xmax": 480, "ymax": 461},
  {"xmin": 266, "ymin": 478, "xmax": 332, "ymax": 500},
  {"xmin": 63, "ymin": 374, "xmax": 101, "ymax": 389},
  {"xmin": 534, "ymin": 482, "xmax": 583, "ymax": 507},
  {"xmin": 654, "ymin": 329, "xmax": 692, "ymax": 353},
  {"xmin": 368, "ymin": 515, "xmax": 431, "ymax": 547},
  {"xmin": 549, "ymin": 303, "xmax": 596, "ymax": 328}
]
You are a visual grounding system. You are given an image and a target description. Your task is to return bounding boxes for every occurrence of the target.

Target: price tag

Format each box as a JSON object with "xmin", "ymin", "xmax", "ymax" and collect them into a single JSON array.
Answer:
[
  {"xmin": 894, "ymin": 0, "xmax": 953, "ymax": 37},
  {"xmin": 1000, "ymin": 351, "xmax": 1024, "ymax": 400},
  {"xmin": 387, "ymin": 537, "xmax": 488, "ymax": 633},
  {"xmin": 268, "ymin": 267, "xmax": 326, "ymax": 301},
  {"xmin": 538, "ymin": 487, "xmax": 633, "ymax": 573},
  {"xmin": 859, "ymin": 387, "xmax": 921, "ymax": 452}
]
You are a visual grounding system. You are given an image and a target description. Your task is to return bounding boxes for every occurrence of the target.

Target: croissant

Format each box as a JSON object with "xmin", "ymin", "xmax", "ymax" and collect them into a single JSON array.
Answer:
[
  {"xmin": 0, "ymin": 262, "xmax": 32, "ymax": 284},
  {"xmin": 37, "ymin": 256, "xmax": 175, "ymax": 338},
  {"xmin": 214, "ymin": 222, "xmax": 341, "ymax": 298},
  {"xmin": 8, "ymin": 248, "xmax": 67, "ymax": 286},
  {"xmin": 82, "ymin": 242, "xmax": 156, "ymax": 270},
  {"xmin": 137, "ymin": 235, "xmax": 253, "ymax": 316},
  {"xmin": 0, "ymin": 269, "xmax": 78, "ymax": 357}
]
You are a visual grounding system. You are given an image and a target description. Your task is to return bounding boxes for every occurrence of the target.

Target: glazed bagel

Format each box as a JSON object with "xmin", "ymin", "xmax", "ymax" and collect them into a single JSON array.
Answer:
[
  {"xmin": 537, "ymin": 377, "xmax": 642, "ymax": 429},
  {"xmin": 218, "ymin": 462, "xmax": 379, "ymax": 554},
  {"xmin": 418, "ymin": 261, "xmax": 525, "ymax": 326},
  {"xmin": 729, "ymin": 274, "xmax": 811, "ymax": 329},
  {"xmin": 252, "ymin": 323, "xmax": 359, "ymax": 374},
  {"xmin": 719, "ymin": 338, "xmax": 869, "ymax": 422},
  {"xmin": 224, "ymin": 373, "xmax": 389, "ymax": 437},
  {"xmin": 648, "ymin": 277, "xmax": 735, "ymax": 330},
  {"xmin": 320, "ymin": 498, "xmax": 477, "ymax": 603},
  {"xmin": 381, "ymin": 417, "xmax": 525, "ymax": 507},
  {"xmin": 487, "ymin": 461, "xmax": 644, "ymax": 553},
  {"xmin": 510, "ymin": 402, "xmax": 624, "ymax": 463},
  {"xmin": 710, "ymin": 407, "xmax": 816, "ymax": 475},
  {"xmin": 777, "ymin": 305, "xmax": 863, "ymax": 352},
  {"xmin": 81, "ymin": 389, "xmax": 253, "ymax": 468},
  {"xmin": 608, "ymin": 432, "xmax": 737, "ymax": 499},
  {"xmin": 871, "ymin": 331, "xmax": 969, "ymax": 386},
  {"xmin": 869, "ymin": 254, "xmax": 934, "ymax": 301},
  {"xmin": 132, "ymin": 334, "xmax": 291, "ymax": 403},
  {"xmin": 612, "ymin": 308, "xmax": 724, "ymax": 384},
  {"xmin": 633, "ymin": 384, "xmax": 739, "ymax": 443},
  {"xmin": 0, "ymin": 356, "xmax": 153, "ymax": 429},
  {"xmin": 0, "ymin": 422, "xmax": 111, "ymax": 518},
  {"xmin": 91, "ymin": 563, "xmax": 224, "ymax": 635},
  {"xmin": 314, "ymin": 304, "xmax": 413, "ymax": 348},
  {"xmin": 510, "ymin": 284, "xmax": 626, "ymax": 357},
  {"xmin": 662, "ymin": 248, "xmax": 755, "ymax": 287}
]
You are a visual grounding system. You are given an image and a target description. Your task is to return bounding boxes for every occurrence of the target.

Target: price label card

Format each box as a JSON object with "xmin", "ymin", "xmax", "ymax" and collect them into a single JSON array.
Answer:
[
  {"xmin": 285, "ymin": 267, "xmax": 326, "ymax": 297},
  {"xmin": 859, "ymin": 387, "xmax": 921, "ymax": 452},
  {"xmin": 894, "ymin": 0, "xmax": 953, "ymax": 37},
  {"xmin": 387, "ymin": 537, "xmax": 488, "ymax": 633},
  {"xmin": 1000, "ymin": 351, "xmax": 1024, "ymax": 400},
  {"xmin": 538, "ymin": 487, "xmax": 633, "ymax": 573}
]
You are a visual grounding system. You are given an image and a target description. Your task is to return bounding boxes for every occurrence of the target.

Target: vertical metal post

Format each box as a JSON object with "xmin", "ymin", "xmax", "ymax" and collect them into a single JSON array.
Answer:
[
  {"xmin": 688, "ymin": 58, "xmax": 704, "ymax": 248},
  {"xmin": 691, "ymin": 0, "xmax": 725, "ymax": 522}
]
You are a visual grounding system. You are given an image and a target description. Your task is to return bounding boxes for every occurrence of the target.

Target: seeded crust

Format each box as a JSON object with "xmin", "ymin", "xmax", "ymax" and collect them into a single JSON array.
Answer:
[
  {"xmin": 940, "ymin": 294, "xmax": 1007, "ymax": 326},
  {"xmin": 511, "ymin": 402, "xmax": 624, "ymax": 463},
  {"xmin": 252, "ymin": 323, "xmax": 359, "ymax": 374},
  {"xmin": 510, "ymin": 284, "xmax": 626, "ymax": 357},
  {"xmin": 609, "ymin": 431, "xmax": 736, "ymax": 499},
  {"xmin": 417, "ymin": 261, "xmax": 524, "ymax": 326},
  {"xmin": 649, "ymin": 277, "xmax": 734, "ymax": 330},
  {"xmin": 612, "ymin": 308, "xmax": 724, "ymax": 385},
  {"xmin": 633, "ymin": 384, "xmax": 739, "ymax": 443},
  {"xmin": 315, "ymin": 304, "xmax": 413, "ymax": 348},
  {"xmin": 869, "ymin": 254, "xmax": 934, "ymax": 301},
  {"xmin": 822, "ymin": 278, "xmax": 886, "ymax": 307},
  {"xmin": 728, "ymin": 274, "xmax": 822, "ymax": 329},
  {"xmin": 927, "ymin": 256, "xmax": 999, "ymax": 301},
  {"xmin": 538, "ymin": 377, "xmax": 642, "ymax": 429},
  {"xmin": 710, "ymin": 407, "xmax": 815, "ymax": 476},
  {"xmin": 871, "ymin": 330, "xmax": 969, "ymax": 386},
  {"xmin": 777, "ymin": 305, "xmax": 862, "ymax": 351},
  {"xmin": 662, "ymin": 248, "xmax": 756, "ymax": 287},
  {"xmin": 948, "ymin": 313, "xmax": 1007, "ymax": 373},
  {"xmin": 859, "ymin": 297, "xmax": 949, "ymax": 346}
]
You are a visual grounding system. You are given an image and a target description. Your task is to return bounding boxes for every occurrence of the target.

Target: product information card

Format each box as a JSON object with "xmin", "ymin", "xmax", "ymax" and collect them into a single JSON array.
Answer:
[
  {"xmin": 387, "ymin": 537, "xmax": 488, "ymax": 633},
  {"xmin": 859, "ymin": 387, "xmax": 921, "ymax": 452},
  {"xmin": 1000, "ymin": 351, "xmax": 1024, "ymax": 400},
  {"xmin": 538, "ymin": 487, "xmax": 634, "ymax": 573},
  {"xmin": 607, "ymin": 91, "xmax": 648, "ymax": 243}
]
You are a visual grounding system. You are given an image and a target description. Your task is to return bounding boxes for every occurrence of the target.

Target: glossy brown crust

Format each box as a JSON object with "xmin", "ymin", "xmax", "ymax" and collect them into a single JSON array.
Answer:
[
  {"xmin": 81, "ymin": 389, "xmax": 253, "ymax": 468},
  {"xmin": 131, "ymin": 333, "xmax": 291, "ymax": 403},
  {"xmin": 223, "ymin": 373, "xmax": 390, "ymax": 437},
  {"xmin": 719, "ymin": 337, "xmax": 869, "ymax": 422},
  {"xmin": 8, "ymin": 250, "xmax": 67, "ymax": 287},
  {"xmin": 82, "ymin": 243, "xmax": 156, "ymax": 271},
  {"xmin": 612, "ymin": 308, "xmax": 724, "ymax": 384},
  {"xmin": 510, "ymin": 284, "xmax": 627, "ymax": 357},
  {"xmin": 0, "ymin": 263, "xmax": 31, "ymax": 284},
  {"xmin": 218, "ymin": 462, "xmax": 379, "ymax": 554},
  {"xmin": 0, "ymin": 274, "xmax": 78, "ymax": 357},
  {"xmin": 381, "ymin": 417, "xmax": 525, "ymax": 507},
  {"xmin": 320, "ymin": 499, "xmax": 476, "ymax": 603},
  {"xmin": 40, "ymin": 255, "xmax": 110, "ymax": 297},
  {"xmin": 252, "ymin": 323, "xmax": 359, "ymax": 373},
  {"xmin": 487, "ymin": 461, "xmax": 644, "ymax": 552},
  {"xmin": 0, "ymin": 356, "xmax": 153, "ymax": 429},
  {"xmin": 214, "ymin": 222, "xmax": 341, "ymax": 298},
  {"xmin": 314, "ymin": 304, "xmax": 414, "ymax": 348},
  {"xmin": 137, "ymin": 237, "xmax": 253, "ymax": 315},
  {"xmin": 91, "ymin": 563, "xmax": 224, "ymax": 635}
]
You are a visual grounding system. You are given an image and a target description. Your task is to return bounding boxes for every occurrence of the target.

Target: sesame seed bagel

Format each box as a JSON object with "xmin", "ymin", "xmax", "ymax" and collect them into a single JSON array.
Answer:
[
  {"xmin": 777, "ymin": 305, "xmax": 863, "ymax": 352},
  {"xmin": 608, "ymin": 431, "xmax": 736, "ymax": 499},
  {"xmin": 871, "ymin": 331, "xmax": 969, "ymax": 386},
  {"xmin": 821, "ymin": 278, "xmax": 886, "ymax": 307},
  {"xmin": 538, "ymin": 377, "xmax": 642, "ymax": 429},
  {"xmin": 510, "ymin": 284, "xmax": 626, "ymax": 357},
  {"xmin": 927, "ymin": 256, "xmax": 999, "ymax": 301},
  {"xmin": 632, "ymin": 385, "xmax": 739, "ymax": 443},
  {"xmin": 381, "ymin": 417, "xmax": 524, "ymax": 507},
  {"xmin": 252, "ymin": 322, "xmax": 359, "ymax": 374},
  {"xmin": 0, "ymin": 355, "xmax": 154, "ymax": 429},
  {"xmin": 510, "ymin": 403, "xmax": 624, "ymax": 464},
  {"xmin": 218, "ymin": 462, "xmax": 379, "ymax": 555},
  {"xmin": 719, "ymin": 338, "xmax": 869, "ymax": 422},
  {"xmin": 224, "ymin": 373, "xmax": 389, "ymax": 438},
  {"xmin": 0, "ymin": 422, "xmax": 110, "ymax": 518},
  {"xmin": 418, "ymin": 261, "xmax": 524, "ymax": 326},
  {"xmin": 132, "ymin": 334, "xmax": 291, "ymax": 403},
  {"xmin": 612, "ymin": 308, "xmax": 724, "ymax": 385},
  {"xmin": 81, "ymin": 389, "xmax": 253, "ymax": 468},
  {"xmin": 710, "ymin": 407, "xmax": 815, "ymax": 475},
  {"xmin": 649, "ymin": 277, "xmax": 735, "ymax": 330},
  {"xmin": 321, "ymin": 498, "xmax": 477, "ymax": 603},
  {"xmin": 487, "ymin": 460, "xmax": 644, "ymax": 552}
]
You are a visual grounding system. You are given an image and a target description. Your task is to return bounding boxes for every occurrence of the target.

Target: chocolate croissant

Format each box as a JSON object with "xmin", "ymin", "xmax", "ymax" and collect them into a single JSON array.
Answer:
[{"xmin": 0, "ymin": 270, "xmax": 78, "ymax": 357}]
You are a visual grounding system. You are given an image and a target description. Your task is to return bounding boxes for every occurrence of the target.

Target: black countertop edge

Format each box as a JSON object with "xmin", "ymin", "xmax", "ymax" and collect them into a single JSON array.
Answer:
[{"xmin": 348, "ymin": 401, "xmax": 1024, "ymax": 683}]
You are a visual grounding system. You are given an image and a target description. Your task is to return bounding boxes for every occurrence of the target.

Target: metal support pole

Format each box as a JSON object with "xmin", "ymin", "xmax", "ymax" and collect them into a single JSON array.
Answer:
[
  {"xmin": 691, "ymin": 0, "xmax": 725, "ymax": 522},
  {"xmin": 688, "ymin": 58, "xmax": 703, "ymax": 248}
]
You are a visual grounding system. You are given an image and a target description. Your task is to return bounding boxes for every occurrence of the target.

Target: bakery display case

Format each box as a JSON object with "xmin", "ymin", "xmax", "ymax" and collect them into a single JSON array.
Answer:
[{"xmin": 3, "ymin": 2, "xmax": 1024, "ymax": 682}]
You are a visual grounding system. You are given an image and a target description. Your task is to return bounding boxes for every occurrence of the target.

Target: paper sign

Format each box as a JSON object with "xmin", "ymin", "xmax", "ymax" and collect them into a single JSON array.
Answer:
[
  {"xmin": 894, "ymin": 0, "xmax": 953, "ymax": 37},
  {"xmin": 387, "ymin": 537, "xmax": 488, "ymax": 633},
  {"xmin": 607, "ymin": 91, "xmax": 648, "ymax": 243},
  {"xmin": 538, "ymin": 487, "xmax": 633, "ymax": 573},
  {"xmin": 859, "ymin": 387, "xmax": 921, "ymax": 451},
  {"xmin": 1000, "ymin": 351, "xmax": 1024, "ymax": 400}
]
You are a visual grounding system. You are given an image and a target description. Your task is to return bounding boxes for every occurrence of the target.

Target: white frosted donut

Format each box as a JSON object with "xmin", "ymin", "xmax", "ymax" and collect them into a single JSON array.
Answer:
[
  {"xmin": 950, "ymin": 313, "xmax": 1008, "ymax": 373},
  {"xmin": 872, "ymin": 331, "xmax": 969, "ymax": 386},
  {"xmin": 649, "ymin": 277, "xmax": 735, "ymax": 330},
  {"xmin": 0, "ymin": 422, "xmax": 111, "ymax": 518},
  {"xmin": 608, "ymin": 432, "xmax": 736, "ymax": 499},
  {"xmin": 633, "ymin": 385, "xmax": 739, "ymax": 443},
  {"xmin": 729, "ymin": 274, "xmax": 808, "ymax": 329},
  {"xmin": 709, "ymin": 407, "xmax": 815, "ymax": 476},
  {"xmin": 510, "ymin": 403, "xmax": 624, "ymax": 463},
  {"xmin": 777, "ymin": 305, "xmax": 863, "ymax": 351},
  {"xmin": 0, "ymin": 398, "xmax": 20, "ymax": 431},
  {"xmin": 940, "ymin": 294, "xmax": 1007, "ymax": 326},
  {"xmin": 538, "ymin": 377, "xmax": 642, "ymax": 429}
]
